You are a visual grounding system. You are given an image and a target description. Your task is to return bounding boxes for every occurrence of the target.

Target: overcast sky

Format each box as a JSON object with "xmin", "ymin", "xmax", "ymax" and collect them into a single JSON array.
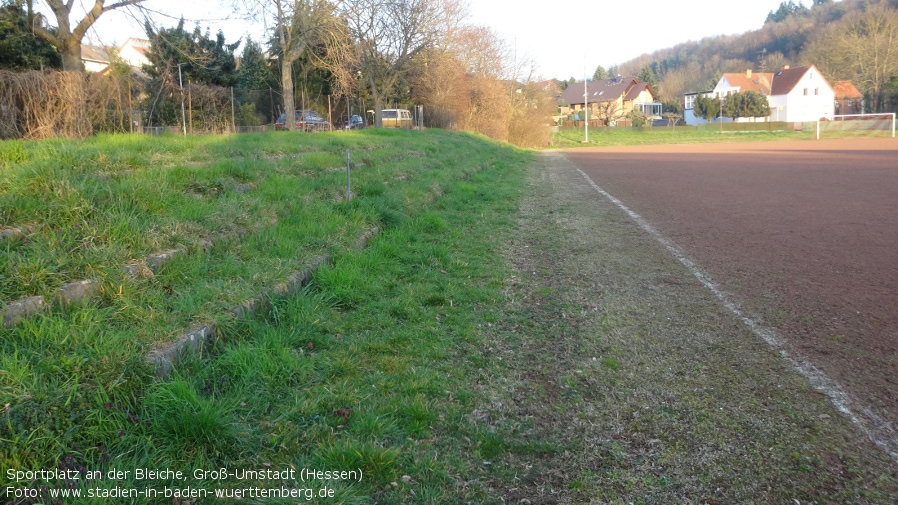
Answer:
[{"xmin": 82, "ymin": 0, "xmax": 824, "ymax": 81}]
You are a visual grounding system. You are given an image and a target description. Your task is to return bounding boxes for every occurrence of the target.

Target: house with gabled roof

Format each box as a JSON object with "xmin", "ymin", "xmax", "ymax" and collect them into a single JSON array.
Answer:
[
  {"xmin": 833, "ymin": 80, "xmax": 863, "ymax": 115},
  {"xmin": 710, "ymin": 69, "xmax": 775, "ymax": 123},
  {"xmin": 80, "ymin": 38, "xmax": 151, "ymax": 74},
  {"xmin": 685, "ymin": 65, "xmax": 835, "ymax": 125},
  {"xmin": 716, "ymin": 69, "xmax": 774, "ymax": 97},
  {"xmin": 81, "ymin": 45, "xmax": 110, "ymax": 73},
  {"xmin": 558, "ymin": 76, "xmax": 661, "ymax": 125},
  {"xmin": 768, "ymin": 65, "xmax": 834, "ymax": 122}
]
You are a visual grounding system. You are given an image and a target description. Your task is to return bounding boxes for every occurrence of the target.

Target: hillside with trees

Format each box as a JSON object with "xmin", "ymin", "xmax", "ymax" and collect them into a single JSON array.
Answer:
[{"xmin": 606, "ymin": 0, "xmax": 898, "ymax": 113}]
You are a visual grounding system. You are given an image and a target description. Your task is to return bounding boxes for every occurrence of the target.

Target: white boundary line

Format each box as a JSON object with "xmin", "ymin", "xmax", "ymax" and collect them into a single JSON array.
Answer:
[{"xmin": 554, "ymin": 152, "xmax": 898, "ymax": 463}]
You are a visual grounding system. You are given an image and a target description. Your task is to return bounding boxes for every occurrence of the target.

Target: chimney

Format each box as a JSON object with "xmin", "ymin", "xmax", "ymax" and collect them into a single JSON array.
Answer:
[
  {"xmin": 784, "ymin": 65, "xmax": 790, "ymax": 70},
  {"xmin": 746, "ymin": 69, "xmax": 752, "ymax": 78}
]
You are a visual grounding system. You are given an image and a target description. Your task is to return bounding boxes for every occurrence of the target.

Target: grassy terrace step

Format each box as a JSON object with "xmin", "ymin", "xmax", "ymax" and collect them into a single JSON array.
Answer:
[{"xmin": 1, "ymin": 130, "xmax": 528, "ymax": 494}]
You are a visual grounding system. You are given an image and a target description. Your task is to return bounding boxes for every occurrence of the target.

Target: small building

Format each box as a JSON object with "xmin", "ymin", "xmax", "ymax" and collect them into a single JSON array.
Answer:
[
  {"xmin": 833, "ymin": 80, "xmax": 863, "ymax": 116},
  {"xmin": 683, "ymin": 90, "xmax": 713, "ymax": 126},
  {"xmin": 768, "ymin": 65, "xmax": 834, "ymax": 122}
]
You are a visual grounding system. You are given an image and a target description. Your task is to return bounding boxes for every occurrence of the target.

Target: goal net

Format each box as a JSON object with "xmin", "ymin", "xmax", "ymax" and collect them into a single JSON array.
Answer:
[{"xmin": 817, "ymin": 113, "xmax": 896, "ymax": 139}]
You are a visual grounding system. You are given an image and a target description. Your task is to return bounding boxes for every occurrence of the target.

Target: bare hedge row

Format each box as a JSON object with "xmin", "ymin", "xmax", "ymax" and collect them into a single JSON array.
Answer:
[{"xmin": 0, "ymin": 70, "xmax": 234, "ymax": 140}]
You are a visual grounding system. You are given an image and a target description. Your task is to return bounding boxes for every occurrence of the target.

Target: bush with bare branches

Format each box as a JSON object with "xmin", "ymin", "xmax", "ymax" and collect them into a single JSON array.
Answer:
[{"xmin": 0, "ymin": 70, "xmax": 132, "ymax": 139}]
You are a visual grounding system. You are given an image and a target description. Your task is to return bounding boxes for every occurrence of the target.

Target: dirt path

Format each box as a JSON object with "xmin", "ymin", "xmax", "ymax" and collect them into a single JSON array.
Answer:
[{"xmin": 470, "ymin": 151, "xmax": 898, "ymax": 503}]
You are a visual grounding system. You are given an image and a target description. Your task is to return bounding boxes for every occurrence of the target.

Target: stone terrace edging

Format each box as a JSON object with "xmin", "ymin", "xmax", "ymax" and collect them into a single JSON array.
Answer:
[{"xmin": 146, "ymin": 226, "xmax": 380, "ymax": 377}]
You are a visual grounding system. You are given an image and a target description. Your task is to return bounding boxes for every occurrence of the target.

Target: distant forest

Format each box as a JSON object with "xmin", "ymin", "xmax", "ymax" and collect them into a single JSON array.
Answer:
[{"xmin": 590, "ymin": 0, "xmax": 898, "ymax": 113}]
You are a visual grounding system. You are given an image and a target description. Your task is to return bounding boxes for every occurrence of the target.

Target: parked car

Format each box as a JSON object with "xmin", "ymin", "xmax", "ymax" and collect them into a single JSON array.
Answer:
[
  {"xmin": 338, "ymin": 114, "xmax": 365, "ymax": 130},
  {"xmin": 381, "ymin": 109, "xmax": 413, "ymax": 129},
  {"xmin": 275, "ymin": 109, "xmax": 330, "ymax": 131}
]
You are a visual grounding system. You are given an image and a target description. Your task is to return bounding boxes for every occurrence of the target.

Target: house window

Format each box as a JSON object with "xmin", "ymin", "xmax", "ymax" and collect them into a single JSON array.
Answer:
[
  {"xmin": 685, "ymin": 95, "xmax": 696, "ymax": 109},
  {"xmin": 803, "ymin": 88, "xmax": 808, "ymax": 96},
  {"xmin": 815, "ymin": 88, "xmax": 819, "ymax": 95}
]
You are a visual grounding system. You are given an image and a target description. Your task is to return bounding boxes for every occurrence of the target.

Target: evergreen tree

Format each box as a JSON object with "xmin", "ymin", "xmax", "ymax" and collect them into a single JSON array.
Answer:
[
  {"xmin": 236, "ymin": 37, "xmax": 278, "ymax": 124},
  {"xmin": 693, "ymin": 94, "xmax": 721, "ymax": 121},
  {"xmin": 144, "ymin": 18, "xmax": 240, "ymax": 87},
  {"xmin": 593, "ymin": 65, "xmax": 609, "ymax": 81},
  {"xmin": 638, "ymin": 64, "xmax": 657, "ymax": 87},
  {"xmin": 0, "ymin": 1, "xmax": 61, "ymax": 71}
]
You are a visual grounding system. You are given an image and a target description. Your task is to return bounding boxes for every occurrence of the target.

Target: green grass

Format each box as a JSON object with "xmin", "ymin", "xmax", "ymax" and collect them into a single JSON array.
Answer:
[
  {"xmin": 550, "ymin": 124, "xmax": 816, "ymax": 148},
  {"xmin": 3, "ymin": 127, "xmax": 896, "ymax": 504},
  {"xmin": 1, "ymin": 128, "xmax": 531, "ymax": 503}
]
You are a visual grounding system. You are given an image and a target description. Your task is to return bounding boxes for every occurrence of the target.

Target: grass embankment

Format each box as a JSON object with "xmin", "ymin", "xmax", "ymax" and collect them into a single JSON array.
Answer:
[
  {"xmin": 0, "ymin": 129, "xmax": 531, "ymax": 503},
  {"xmin": 2, "ymin": 129, "xmax": 896, "ymax": 504},
  {"xmin": 550, "ymin": 124, "xmax": 816, "ymax": 148}
]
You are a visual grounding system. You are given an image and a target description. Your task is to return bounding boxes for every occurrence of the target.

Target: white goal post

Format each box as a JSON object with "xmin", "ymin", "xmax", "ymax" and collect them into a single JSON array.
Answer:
[{"xmin": 817, "ymin": 113, "xmax": 896, "ymax": 140}]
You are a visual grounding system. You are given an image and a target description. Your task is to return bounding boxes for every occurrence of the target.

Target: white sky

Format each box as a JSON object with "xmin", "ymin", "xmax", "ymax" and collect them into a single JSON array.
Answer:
[{"xmin": 82, "ymin": 0, "xmax": 820, "ymax": 80}]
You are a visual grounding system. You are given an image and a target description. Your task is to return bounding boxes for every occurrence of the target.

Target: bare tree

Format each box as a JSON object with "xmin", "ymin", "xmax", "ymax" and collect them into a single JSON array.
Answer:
[
  {"xmin": 343, "ymin": 0, "xmax": 452, "ymax": 127},
  {"xmin": 27, "ymin": 0, "xmax": 148, "ymax": 71},
  {"xmin": 272, "ymin": 0, "xmax": 354, "ymax": 130},
  {"xmin": 804, "ymin": 2, "xmax": 898, "ymax": 111}
]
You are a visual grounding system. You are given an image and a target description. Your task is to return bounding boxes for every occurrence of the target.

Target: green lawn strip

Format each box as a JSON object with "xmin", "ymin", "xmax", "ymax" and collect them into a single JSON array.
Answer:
[
  {"xmin": 0, "ymin": 130, "xmax": 531, "ymax": 503},
  {"xmin": 550, "ymin": 125, "xmax": 816, "ymax": 148}
]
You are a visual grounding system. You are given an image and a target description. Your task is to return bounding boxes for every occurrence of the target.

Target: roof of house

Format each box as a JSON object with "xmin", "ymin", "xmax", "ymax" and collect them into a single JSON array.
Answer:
[
  {"xmin": 722, "ymin": 70, "xmax": 773, "ymax": 94},
  {"xmin": 624, "ymin": 82, "xmax": 659, "ymax": 101},
  {"xmin": 769, "ymin": 65, "xmax": 831, "ymax": 95},
  {"xmin": 833, "ymin": 80, "xmax": 862, "ymax": 99},
  {"xmin": 558, "ymin": 76, "xmax": 639, "ymax": 106},
  {"xmin": 81, "ymin": 44, "xmax": 109, "ymax": 64}
]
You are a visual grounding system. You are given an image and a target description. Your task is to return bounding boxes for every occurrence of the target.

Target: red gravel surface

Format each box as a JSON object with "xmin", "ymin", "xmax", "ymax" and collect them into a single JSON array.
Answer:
[{"xmin": 563, "ymin": 138, "xmax": 898, "ymax": 425}]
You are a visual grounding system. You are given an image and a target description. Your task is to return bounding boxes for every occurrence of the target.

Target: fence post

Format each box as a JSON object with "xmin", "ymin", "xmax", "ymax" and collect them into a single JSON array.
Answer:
[
  {"xmin": 188, "ymin": 81, "xmax": 193, "ymax": 134},
  {"xmin": 346, "ymin": 150, "xmax": 352, "ymax": 201},
  {"xmin": 231, "ymin": 87, "xmax": 236, "ymax": 134}
]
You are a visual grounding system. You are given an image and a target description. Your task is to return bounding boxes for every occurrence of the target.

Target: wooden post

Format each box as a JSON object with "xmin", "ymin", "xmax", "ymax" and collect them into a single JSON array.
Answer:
[
  {"xmin": 231, "ymin": 87, "xmax": 236, "ymax": 133},
  {"xmin": 345, "ymin": 150, "xmax": 352, "ymax": 201},
  {"xmin": 128, "ymin": 78, "xmax": 133, "ymax": 133},
  {"xmin": 187, "ymin": 81, "xmax": 193, "ymax": 134},
  {"xmin": 328, "ymin": 95, "xmax": 332, "ymax": 131}
]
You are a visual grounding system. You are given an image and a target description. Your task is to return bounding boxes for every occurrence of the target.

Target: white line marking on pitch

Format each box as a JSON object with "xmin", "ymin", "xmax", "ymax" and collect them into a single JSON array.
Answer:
[{"xmin": 555, "ymin": 152, "xmax": 898, "ymax": 463}]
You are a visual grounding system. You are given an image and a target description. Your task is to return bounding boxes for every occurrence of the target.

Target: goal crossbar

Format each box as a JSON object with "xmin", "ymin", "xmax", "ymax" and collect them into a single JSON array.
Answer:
[{"xmin": 817, "ymin": 113, "xmax": 896, "ymax": 139}]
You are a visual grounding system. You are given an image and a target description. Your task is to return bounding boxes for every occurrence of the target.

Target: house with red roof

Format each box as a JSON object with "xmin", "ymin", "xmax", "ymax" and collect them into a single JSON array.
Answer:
[
  {"xmin": 833, "ymin": 80, "xmax": 863, "ymax": 115},
  {"xmin": 767, "ymin": 65, "xmax": 834, "ymax": 122},
  {"xmin": 686, "ymin": 65, "xmax": 835, "ymax": 125}
]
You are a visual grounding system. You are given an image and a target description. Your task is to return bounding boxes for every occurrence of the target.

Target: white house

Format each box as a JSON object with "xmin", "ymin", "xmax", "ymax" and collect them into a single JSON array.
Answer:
[
  {"xmin": 80, "ymin": 38, "xmax": 151, "ymax": 74},
  {"xmin": 81, "ymin": 45, "xmax": 110, "ymax": 73},
  {"xmin": 714, "ymin": 69, "xmax": 773, "ymax": 123},
  {"xmin": 684, "ymin": 65, "xmax": 835, "ymax": 125},
  {"xmin": 768, "ymin": 65, "xmax": 835, "ymax": 122},
  {"xmin": 117, "ymin": 38, "xmax": 151, "ymax": 70}
]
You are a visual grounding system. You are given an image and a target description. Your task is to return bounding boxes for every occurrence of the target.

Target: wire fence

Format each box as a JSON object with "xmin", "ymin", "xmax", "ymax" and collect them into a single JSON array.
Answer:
[{"xmin": 0, "ymin": 70, "xmax": 347, "ymax": 140}]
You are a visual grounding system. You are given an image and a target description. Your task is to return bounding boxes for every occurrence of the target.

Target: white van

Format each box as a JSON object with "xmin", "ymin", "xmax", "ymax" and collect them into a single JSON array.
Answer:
[{"xmin": 381, "ymin": 109, "xmax": 413, "ymax": 129}]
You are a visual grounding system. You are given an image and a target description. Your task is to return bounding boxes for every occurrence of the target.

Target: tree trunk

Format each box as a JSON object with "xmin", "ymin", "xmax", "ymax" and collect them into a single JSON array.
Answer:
[
  {"xmin": 60, "ymin": 37, "xmax": 85, "ymax": 72},
  {"xmin": 281, "ymin": 58, "xmax": 295, "ymax": 130},
  {"xmin": 372, "ymin": 92, "xmax": 384, "ymax": 128}
]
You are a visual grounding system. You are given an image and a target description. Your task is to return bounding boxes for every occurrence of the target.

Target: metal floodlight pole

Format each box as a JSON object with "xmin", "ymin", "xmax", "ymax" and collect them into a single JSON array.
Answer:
[
  {"xmin": 584, "ymin": 75, "xmax": 589, "ymax": 143},
  {"xmin": 177, "ymin": 63, "xmax": 187, "ymax": 136}
]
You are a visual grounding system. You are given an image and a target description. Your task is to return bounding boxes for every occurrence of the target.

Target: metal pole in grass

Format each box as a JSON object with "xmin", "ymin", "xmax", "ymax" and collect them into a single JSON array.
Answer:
[
  {"xmin": 177, "ymin": 63, "xmax": 187, "ymax": 136},
  {"xmin": 346, "ymin": 150, "xmax": 352, "ymax": 201}
]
